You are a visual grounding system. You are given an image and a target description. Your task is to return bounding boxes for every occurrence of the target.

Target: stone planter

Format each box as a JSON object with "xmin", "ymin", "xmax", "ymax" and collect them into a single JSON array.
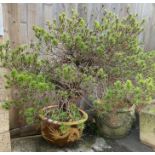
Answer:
[
  {"xmin": 39, "ymin": 105, "xmax": 88, "ymax": 146},
  {"xmin": 95, "ymin": 106, "xmax": 135, "ymax": 139},
  {"xmin": 140, "ymin": 103, "xmax": 155, "ymax": 149}
]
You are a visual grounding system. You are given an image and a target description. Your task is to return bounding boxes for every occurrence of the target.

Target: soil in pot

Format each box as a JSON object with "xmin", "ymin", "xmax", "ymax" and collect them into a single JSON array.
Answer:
[{"xmin": 39, "ymin": 105, "xmax": 88, "ymax": 146}]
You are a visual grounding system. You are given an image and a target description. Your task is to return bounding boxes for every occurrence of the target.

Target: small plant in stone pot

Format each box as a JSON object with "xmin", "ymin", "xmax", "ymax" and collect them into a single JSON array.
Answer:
[
  {"xmin": 92, "ymin": 79, "xmax": 136, "ymax": 139},
  {"xmin": 81, "ymin": 9, "xmax": 155, "ymax": 138},
  {"xmin": 90, "ymin": 73, "xmax": 155, "ymax": 139},
  {"xmin": 69, "ymin": 8, "xmax": 155, "ymax": 138}
]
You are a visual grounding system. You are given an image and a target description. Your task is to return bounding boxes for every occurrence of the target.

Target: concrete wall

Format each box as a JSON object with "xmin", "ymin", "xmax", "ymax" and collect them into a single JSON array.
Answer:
[{"xmin": 0, "ymin": 64, "xmax": 11, "ymax": 151}]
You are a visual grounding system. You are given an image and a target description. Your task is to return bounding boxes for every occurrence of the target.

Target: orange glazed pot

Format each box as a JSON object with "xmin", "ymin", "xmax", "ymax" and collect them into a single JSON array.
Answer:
[{"xmin": 39, "ymin": 105, "xmax": 88, "ymax": 146}]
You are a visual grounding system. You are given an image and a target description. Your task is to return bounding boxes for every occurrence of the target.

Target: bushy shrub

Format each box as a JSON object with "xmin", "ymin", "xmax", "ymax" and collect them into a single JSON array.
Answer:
[
  {"xmin": 94, "ymin": 76, "xmax": 155, "ymax": 114},
  {"xmin": 0, "ymin": 8, "xmax": 155, "ymax": 123}
]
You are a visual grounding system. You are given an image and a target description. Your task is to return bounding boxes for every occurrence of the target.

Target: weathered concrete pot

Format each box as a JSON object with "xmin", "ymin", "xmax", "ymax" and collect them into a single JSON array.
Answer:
[
  {"xmin": 95, "ymin": 106, "xmax": 135, "ymax": 139},
  {"xmin": 140, "ymin": 103, "xmax": 155, "ymax": 149},
  {"xmin": 39, "ymin": 105, "xmax": 88, "ymax": 146}
]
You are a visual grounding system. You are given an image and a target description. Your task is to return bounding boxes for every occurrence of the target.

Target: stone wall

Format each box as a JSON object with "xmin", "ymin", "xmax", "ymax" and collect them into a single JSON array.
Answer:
[{"xmin": 0, "ymin": 64, "xmax": 11, "ymax": 151}]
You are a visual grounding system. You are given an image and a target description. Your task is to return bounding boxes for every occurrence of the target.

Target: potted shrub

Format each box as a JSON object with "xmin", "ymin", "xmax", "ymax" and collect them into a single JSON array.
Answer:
[
  {"xmin": 93, "ymin": 80, "xmax": 136, "ymax": 139},
  {"xmin": 38, "ymin": 63, "xmax": 89, "ymax": 146},
  {"xmin": 26, "ymin": 9, "xmax": 155, "ymax": 141},
  {"xmin": 0, "ymin": 41, "xmax": 89, "ymax": 146},
  {"xmin": 27, "ymin": 10, "xmax": 155, "ymax": 140},
  {"xmin": 40, "ymin": 9, "xmax": 155, "ymax": 138},
  {"xmin": 1, "ymin": 8, "xmax": 155, "ymax": 142},
  {"xmin": 91, "ymin": 75, "xmax": 155, "ymax": 138}
]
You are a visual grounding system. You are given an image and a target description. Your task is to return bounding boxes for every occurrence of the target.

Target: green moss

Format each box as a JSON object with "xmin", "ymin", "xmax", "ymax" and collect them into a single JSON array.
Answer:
[{"xmin": 149, "ymin": 108, "xmax": 155, "ymax": 114}]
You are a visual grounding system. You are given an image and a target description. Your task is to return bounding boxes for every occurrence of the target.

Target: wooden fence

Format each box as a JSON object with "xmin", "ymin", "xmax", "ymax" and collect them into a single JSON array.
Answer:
[
  {"xmin": 1, "ymin": 3, "xmax": 155, "ymax": 130},
  {"xmin": 2, "ymin": 3, "xmax": 155, "ymax": 51}
]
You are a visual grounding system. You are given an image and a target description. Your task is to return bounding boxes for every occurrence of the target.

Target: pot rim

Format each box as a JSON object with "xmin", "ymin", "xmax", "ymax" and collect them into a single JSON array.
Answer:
[
  {"xmin": 98, "ymin": 104, "xmax": 136, "ymax": 114},
  {"xmin": 39, "ymin": 105, "xmax": 88, "ymax": 125}
]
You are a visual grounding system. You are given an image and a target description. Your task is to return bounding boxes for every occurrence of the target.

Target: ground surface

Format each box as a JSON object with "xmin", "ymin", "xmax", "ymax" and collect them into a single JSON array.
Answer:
[{"xmin": 11, "ymin": 126, "xmax": 154, "ymax": 152}]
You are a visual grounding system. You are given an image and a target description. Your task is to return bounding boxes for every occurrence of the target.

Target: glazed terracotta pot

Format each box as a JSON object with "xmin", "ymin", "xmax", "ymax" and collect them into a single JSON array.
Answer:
[
  {"xmin": 39, "ymin": 105, "xmax": 88, "ymax": 146},
  {"xmin": 95, "ymin": 106, "xmax": 136, "ymax": 139}
]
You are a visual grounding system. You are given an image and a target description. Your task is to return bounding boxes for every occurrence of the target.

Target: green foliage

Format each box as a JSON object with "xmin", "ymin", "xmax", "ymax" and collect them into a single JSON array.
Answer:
[
  {"xmin": 55, "ymin": 64, "xmax": 79, "ymax": 83},
  {"xmin": 6, "ymin": 69, "xmax": 54, "ymax": 92},
  {"xmin": 59, "ymin": 124, "xmax": 70, "ymax": 134},
  {"xmin": 69, "ymin": 104, "xmax": 82, "ymax": 121},
  {"xmin": 24, "ymin": 108, "xmax": 37, "ymax": 124},
  {"xmin": 94, "ymin": 75, "xmax": 155, "ymax": 114},
  {"xmin": 94, "ymin": 80, "xmax": 134, "ymax": 113},
  {"xmin": 2, "ymin": 101, "xmax": 12, "ymax": 110},
  {"xmin": 32, "ymin": 9, "xmax": 149, "ymax": 83},
  {"xmin": 131, "ymin": 74, "xmax": 155, "ymax": 105},
  {"xmin": 1, "ymin": 8, "xmax": 155, "ymax": 124},
  {"xmin": 50, "ymin": 108, "xmax": 69, "ymax": 122},
  {"xmin": 2, "ymin": 69, "xmax": 55, "ymax": 124},
  {"xmin": 77, "ymin": 123, "xmax": 85, "ymax": 130},
  {"xmin": 0, "ymin": 41, "xmax": 47, "ymax": 74},
  {"xmin": 0, "ymin": 42, "xmax": 86, "ymax": 124},
  {"xmin": 50, "ymin": 104, "xmax": 82, "ymax": 122}
]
